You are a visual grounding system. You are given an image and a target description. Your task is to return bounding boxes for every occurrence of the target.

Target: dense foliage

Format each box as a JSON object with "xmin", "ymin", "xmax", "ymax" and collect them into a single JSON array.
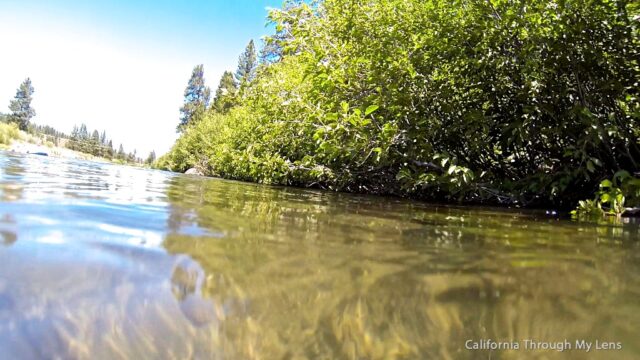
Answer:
[
  {"xmin": 212, "ymin": 71, "xmax": 237, "ymax": 114},
  {"xmin": 573, "ymin": 170, "xmax": 640, "ymax": 216},
  {"xmin": 159, "ymin": 0, "xmax": 640, "ymax": 209},
  {"xmin": 0, "ymin": 122, "xmax": 20, "ymax": 145}
]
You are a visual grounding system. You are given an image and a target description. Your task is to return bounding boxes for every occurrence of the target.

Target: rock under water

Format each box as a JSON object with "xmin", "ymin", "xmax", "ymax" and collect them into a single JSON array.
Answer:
[{"xmin": 185, "ymin": 168, "xmax": 204, "ymax": 176}]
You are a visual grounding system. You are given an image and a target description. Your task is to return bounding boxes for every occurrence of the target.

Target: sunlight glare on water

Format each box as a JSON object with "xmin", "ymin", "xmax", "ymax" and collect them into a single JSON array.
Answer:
[{"xmin": 0, "ymin": 151, "xmax": 639, "ymax": 359}]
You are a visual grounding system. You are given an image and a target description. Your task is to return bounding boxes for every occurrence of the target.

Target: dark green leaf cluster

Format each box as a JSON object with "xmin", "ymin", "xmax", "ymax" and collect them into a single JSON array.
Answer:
[
  {"xmin": 161, "ymin": 0, "xmax": 640, "ymax": 208},
  {"xmin": 573, "ymin": 171, "xmax": 640, "ymax": 217}
]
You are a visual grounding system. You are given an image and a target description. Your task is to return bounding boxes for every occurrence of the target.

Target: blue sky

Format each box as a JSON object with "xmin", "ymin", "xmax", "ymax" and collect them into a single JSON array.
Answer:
[{"xmin": 0, "ymin": 0, "xmax": 282, "ymax": 156}]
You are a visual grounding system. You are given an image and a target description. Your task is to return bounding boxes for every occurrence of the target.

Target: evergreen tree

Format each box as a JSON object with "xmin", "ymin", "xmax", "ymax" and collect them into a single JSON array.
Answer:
[
  {"xmin": 117, "ymin": 144, "xmax": 125, "ymax": 160},
  {"xmin": 127, "ymin": 149, "xmax": 137, "ymax": 163},
  {"xmin": 79, "ymin": 124, "xmax": 88, "ymax": 139},
  {"xmin": 8, "ymin": 78, "xmax": 36, "ymax": 131},
  {"xmin": 90, "ymin": 130, "xmax": 100, "ymax": 155},
  {"xmin": 213, "ymin": 71, "xmax": 238, "ymax": 113},
  {"xmin": 177, "ymin": 65, "xmax": 211, "ymax": 132},
  {"xmin": 235, "ymin": 40, "xmax": 257, "ymax": 84},
  {"xmin": 91, "ymin": 130, "xmax": 100, "ymax": 142},
  {"xmin": 107, "ymin": 140, "xmax": 114, "ymax": 159},
  {"xmin": 77, "ymin": 124, "xmax": 88, "ymax": 152},
  {"xmin": 146, "ymin": 150, "xmax": 156, "ymax": 165},
  {"xmin": 68, "ymin": 125, "xmax": 79, "ymax": 150}
]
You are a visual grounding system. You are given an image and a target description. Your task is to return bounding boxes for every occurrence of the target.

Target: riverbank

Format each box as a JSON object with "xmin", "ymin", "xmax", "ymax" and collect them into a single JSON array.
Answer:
[
  {"xmin": 159, "ymin": 0, "xmax": 639, "ymax": 212},
  {"xmin": 2, "ymin": 133, "xmax": 108, "ymax": 162},
  {"xmin": 0, "ymin": 124, "xmax": 144, "ymax": 166}
]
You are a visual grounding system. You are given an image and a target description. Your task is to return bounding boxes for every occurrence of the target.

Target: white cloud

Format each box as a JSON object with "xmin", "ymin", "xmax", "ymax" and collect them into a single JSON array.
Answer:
[{"xmin": 0, "ymin": 13, "xmax": 226, "ymax": 157}]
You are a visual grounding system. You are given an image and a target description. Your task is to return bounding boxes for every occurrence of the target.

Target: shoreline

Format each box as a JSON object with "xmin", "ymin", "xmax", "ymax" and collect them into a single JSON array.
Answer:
[
  {"xmin": 6, "ymin": 139, "xmax": 110, "ymax": 162},
  {"xmin": 1, "ymin": 129, "xmax": 140, "ymax": 166}
]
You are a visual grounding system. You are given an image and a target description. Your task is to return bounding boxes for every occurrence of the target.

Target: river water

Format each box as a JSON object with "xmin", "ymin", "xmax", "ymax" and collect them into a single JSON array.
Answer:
[{"xmin": 0, "ymin": 151, "xmax": 639, "ymax": 359}]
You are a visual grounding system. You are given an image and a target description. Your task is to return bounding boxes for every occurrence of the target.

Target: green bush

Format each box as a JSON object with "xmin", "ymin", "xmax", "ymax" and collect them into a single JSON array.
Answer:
[
  {"xmin": 573, "ymin": 171, "xmax": 640, "ymax": 217},
  {"xmin": 0, "ymin": 122, "xmax": 20, "ymax": 145},
  {"xmin": 163, "ymin": 0, "xmax": 640, "ymax": 208}
]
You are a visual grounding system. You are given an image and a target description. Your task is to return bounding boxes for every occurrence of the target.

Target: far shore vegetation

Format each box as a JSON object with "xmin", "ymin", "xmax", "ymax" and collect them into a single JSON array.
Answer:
[
  {"xmin": 2, "ymin": 79, "xmax": 156, "ymax": 166},
  {"xmin": 157, "ymin": 0, "xmax": 640, "ymax": 217}
]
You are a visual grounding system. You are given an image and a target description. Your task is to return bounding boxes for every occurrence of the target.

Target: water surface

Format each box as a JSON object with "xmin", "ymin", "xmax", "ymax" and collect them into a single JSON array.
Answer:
[{"xmin": 0, "ymin": 151, "xmax": 639, "ymax": 359}]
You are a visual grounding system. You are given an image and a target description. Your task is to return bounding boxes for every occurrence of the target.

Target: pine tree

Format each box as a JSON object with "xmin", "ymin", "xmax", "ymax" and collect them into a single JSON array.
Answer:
[
  {"xmin": 235, "ymin": 40, "xmax": 257, "ymax": 84},
  {"xmin": 146, "ymin": 150, "xmax": 156, "ymax": 165},
  {"xmin": 127, "ymin": 149, "xmax": 137, "ymax": 163},
  {"xmin": 107, "ymin": 140, "xmax": 114, "ymax": 159},
  {"xmin": 79, "ymin": 124, "xmax": 88, "ymax": 139},
  {"xmin": 90, "ymin": 130, "xmax": 100, "ymax": 155},
  {"xmin": 117, "ymin": 144, "xmax": 125, "ymax": 160},
  {"xmin": 69, "ymin": 125, "xmax": 79, "ymax": 149},
  {"xmin": 91, "ymin": 130, "xmax": 99, "ymax": 142},
  {"xmin": 213, "ymin": 71, "xmax": 238, "ymax": 113},
  {"xmin": 8, "ymin": 78, "xmax": 36, "ymax": 131},
  {"xmin": 178, "ymin": 65, "xmax": 211, "ymax": 132}
]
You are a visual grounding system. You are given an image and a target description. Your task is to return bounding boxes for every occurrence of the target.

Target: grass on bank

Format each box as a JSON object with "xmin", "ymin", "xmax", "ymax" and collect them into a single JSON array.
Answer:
[{"xmin": 0, "ymin": 122, "xmax": 21, "ymax": 147}]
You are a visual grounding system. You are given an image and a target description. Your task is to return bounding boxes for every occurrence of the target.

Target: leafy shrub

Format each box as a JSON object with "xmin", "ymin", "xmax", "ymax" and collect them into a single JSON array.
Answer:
[
  {"xmin": 573, "ymin": 171, "xmax": 640, "ymax": 216},
  {"xmin": 163, "ymin": 0, "xmax": 640, "ymax": 208},
  {"xmin": 0, "ymin": 122, "xmax": 20, "ymax": 145}
]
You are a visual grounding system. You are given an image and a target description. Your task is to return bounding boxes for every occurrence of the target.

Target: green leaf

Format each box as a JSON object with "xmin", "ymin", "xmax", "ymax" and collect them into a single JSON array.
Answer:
[
  {"xmin": 600, "ymin": 179, "xmax": 612, "ymax": 188},
  {"xmin": 614, "ymin": 170, "xmax": 631, "ymax": 183},
  {"xmin": 365, "ymin": 105, "xmax": 379, "ymax": 116},
  {"xmin": 326, "ymin": 113, "xmax": 338, "ymax": 121}
]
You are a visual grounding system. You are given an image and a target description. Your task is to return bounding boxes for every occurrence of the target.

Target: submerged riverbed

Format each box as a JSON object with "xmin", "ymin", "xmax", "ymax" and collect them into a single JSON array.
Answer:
[{"xmin": 0, "ymin": 151, "xmax": 639, "ymax": 359}]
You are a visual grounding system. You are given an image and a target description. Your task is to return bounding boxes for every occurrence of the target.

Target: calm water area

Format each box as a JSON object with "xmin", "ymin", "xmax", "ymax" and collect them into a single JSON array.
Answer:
[{"xmin": 0, "ymin": 151, "xmax": 639, "ymax": 359}]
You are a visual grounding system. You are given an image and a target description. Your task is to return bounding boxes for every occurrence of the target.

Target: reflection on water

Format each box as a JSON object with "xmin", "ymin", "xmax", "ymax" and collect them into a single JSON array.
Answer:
[{"xmin": 0, "ymin": 151, "xmax": 639, "ymax": 359}]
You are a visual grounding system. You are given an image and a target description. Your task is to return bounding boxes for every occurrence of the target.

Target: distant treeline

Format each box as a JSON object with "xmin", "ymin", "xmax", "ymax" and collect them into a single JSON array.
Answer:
[
  {"xmin": 2, "ymin": 77, "xmax": 156, "ymax": 165},
  {"xmin": 67, "ymin": 124, "xmax": 118, "ymax": 160},
  {"xmin": 65, "ymin": 123, "xmax": 155, "ymax": 164}
]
